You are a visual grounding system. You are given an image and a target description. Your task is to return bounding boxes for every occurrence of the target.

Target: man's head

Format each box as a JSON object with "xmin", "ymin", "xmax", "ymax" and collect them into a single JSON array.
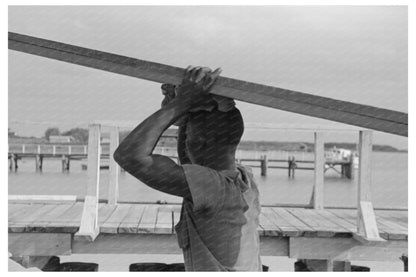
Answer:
[{"xmin": 180, "ymin": 107, "xmax": 244, "ymax": 169}]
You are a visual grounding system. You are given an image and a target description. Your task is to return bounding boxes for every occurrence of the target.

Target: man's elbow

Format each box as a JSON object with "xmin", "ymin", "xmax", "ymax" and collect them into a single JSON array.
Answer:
[{"xmin": 113, "ymin": 147, "xmax": 150, "ymax": 172}]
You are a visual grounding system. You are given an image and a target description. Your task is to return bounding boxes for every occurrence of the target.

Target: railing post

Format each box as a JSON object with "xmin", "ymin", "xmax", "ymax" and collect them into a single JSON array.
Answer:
[
  {"xmin": 84, "ymin": 145, "xmax": 87, "ymax": 155},
  {"xmin": 311, "ymin": 132, "xmax": 325, "ymax": 209},
  {"xmin": 68, "ymin": 145, "xmax": 72, "ymax": 155},
  {"xmin": 22, "ymin": 144, "xmax": 25, "ymax": 154},
  {"xmin": 108, "ymin": 127, "xmax": 120, "ymax": 205},
  {"xmin": 52, "ymin": 145, "xmax": 56, "ymax": 156},
  {"xmin": 75, "ymin": 123, "xmax": 101, "ymax": 242},
  {"xmin": 37, "ymin": 145, "xmax": 41, "ymax": 154},
  {"xmin": 355, "ymin": 130, "xmax": 382, "ymax": 241}
]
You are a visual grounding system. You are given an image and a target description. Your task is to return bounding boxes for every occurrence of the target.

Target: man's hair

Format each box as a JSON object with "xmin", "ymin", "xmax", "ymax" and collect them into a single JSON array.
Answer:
[{"xmin": 186, "ymin": 107, "xmax": 244, "ymax": 148}]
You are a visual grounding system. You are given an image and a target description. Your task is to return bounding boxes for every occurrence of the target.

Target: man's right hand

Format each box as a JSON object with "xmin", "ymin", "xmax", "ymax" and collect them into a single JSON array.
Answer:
[{"xmin": 175, "ymin": 66, "xmax": 222, "ymax": 109}]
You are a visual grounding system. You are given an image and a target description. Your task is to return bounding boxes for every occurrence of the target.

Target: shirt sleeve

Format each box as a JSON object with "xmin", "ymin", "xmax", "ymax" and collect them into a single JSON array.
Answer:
[{"xmin": 182, "ymin": 164, "xmax": 225, "ymax": 213}]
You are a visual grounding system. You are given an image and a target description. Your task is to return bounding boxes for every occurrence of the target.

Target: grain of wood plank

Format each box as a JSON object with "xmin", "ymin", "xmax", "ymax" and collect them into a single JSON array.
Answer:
[
  {"xmin": 325, "ymin": 209, "xmax": 358, "ymax": 231},
  {"xmin": 25, "ymin": 204, "xmax": 74, "ymax": 232},
  {"xmin": 262, "ymin": 207, "xmax": 301, "ymax": 236},
  {"xmin": 11, "ymin": 204, "xmax": 58, "ymax": 232},
  {"xmin": 315, "ymin": 209, "xmax": 356, "ymax": 232},
  {"xmin": 8, "ymin": 204, "xmax": 44, "ymax": 222},
  {"xmin": 8, "ymin": 204, "xmax": 30, "ymax": 218},
  {"xmin": 45, "ymin": 202, "xmax": 84, "ymax": 233},
  {"xmin": 272, "ymin": 208, "xmax": 315, "ymax": 236},
  {"xmin": 259, "ymin": 210, "xmax": 281, "ymax": 236},
  {"xmin": 286, "ymin": 208, "xmax": 345, "ymax": 237},
  {"xmin": 97, "ymin": 204, "xmax": 117, "ymax": 225},
  {"xmin": 138, "ymin": 205, "xmax": 159, "ymax": 233},
  {"xmin": 101, "ymin": 204, "xmax": 132, "ymax": 233},
  {"xmin": 155, "ymin": 205, "xmax": 174, "ymax": 234},
  {"xmin": 118, "ymin": 204, "xmax": 146, "ymax": 233},
  {"xmin": 376, "ymin": 210, "xmax": 408, "ymax": 226},
  {"xmin": 331, "ymin": 209, "xmax": 390, "ymax": 240}
]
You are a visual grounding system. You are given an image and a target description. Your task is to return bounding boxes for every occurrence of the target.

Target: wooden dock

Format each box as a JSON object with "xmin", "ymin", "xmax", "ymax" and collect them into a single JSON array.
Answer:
[
  {"xmin": 8, "ymin": 33, "xmax": 408, "ymax": 271},
  {"xmin": 8, "ymin": 202, "xmax": 407, "ymax": 261}
]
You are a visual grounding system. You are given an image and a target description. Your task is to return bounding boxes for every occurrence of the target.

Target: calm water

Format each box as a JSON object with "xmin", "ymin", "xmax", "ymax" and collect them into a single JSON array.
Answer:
[{"xmin": 8, "ymin": 152, "xmax": 407, "ymax": 208}]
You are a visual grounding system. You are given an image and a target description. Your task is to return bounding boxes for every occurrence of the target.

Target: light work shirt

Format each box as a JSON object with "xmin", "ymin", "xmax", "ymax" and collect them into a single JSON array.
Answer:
[{"xmin": 175, "ymin": 163, "xmax": 262, "ymax": 271}]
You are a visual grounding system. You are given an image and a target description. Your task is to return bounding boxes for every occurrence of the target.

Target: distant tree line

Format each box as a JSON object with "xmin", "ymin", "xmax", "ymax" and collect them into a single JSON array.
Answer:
[{"xmin": 44, "ymin": 127, "xmax": 89, "ymax": 143}]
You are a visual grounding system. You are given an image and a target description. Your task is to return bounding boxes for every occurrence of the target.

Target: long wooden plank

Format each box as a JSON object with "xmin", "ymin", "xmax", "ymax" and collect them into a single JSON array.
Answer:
[
  {"xmin": 272, "ymin": 208, "xmax": 316, "ymax": 236},
  {"xmin": 43, "ymin": 202, "xmax": 84, "ymax": 233},
  {"xmin": 8, "ymin": 204, "xmax": 39, "ymax": 221},
  {"xmin": 331, "ymin": 209, "xmax": 390, "ymax": 240},
  {"xmin": 25, "ymin": 203, "xmax": 75, "ymax": 232},
  {"xmin": 100, "ymin": 204, "xmax": 132, "ymax": 233},
  {"xmin": 287, "ymin": 208, "xmax": 349, "ymax": 237},
  {"xmin": 137, "ymin": 205, "xmax": 159, "ymax": 233},
  {"xmin": 8, "ymin": 32, "xmax": 407, "ymax": 136},
  {"xmin": 9, "ymin": 204, "xmax": 58, "ymax": 232},
  {"xmin": 262, "ymin": 207, "xmax": 301, "ymax": 236},
  {"xmin": 259, "ymin": 210, "xmax": 281, "ymax": 236},
  {"xmin": 118, "ymin": 204, "xmax": 146, "ymax": 233}
]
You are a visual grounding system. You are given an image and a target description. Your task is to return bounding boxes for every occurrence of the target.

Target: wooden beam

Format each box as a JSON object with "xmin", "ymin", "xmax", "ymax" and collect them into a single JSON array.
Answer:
[
  {"xmin": 75, "ymin": 124, "xmax": 101, "ymax": 241},
  {"xmin": 312, "ymin": 132, "xmax": 325, "ymax": 209},
  {"xmin": 8, "ymin": 32, "xmax": 407, "ymax": 136},
  {"xmin": 289, "ymin": 237, "xmax": 407, "ymax": 262},
  {"xmin": 8, "ymin": 195, "xmax": 77, "ymax": 204},
  {"xmin": 9, "ymin": 233, "xmax": 71, "ymax": 256},
  {"xmin": 108, "ymin": 126, "xmax": 120, "ymax": 205}
]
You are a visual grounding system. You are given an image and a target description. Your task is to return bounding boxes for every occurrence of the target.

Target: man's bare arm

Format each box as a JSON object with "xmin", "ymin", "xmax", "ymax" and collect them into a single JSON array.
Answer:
[
  {"xmin": 113, "ymin": 66, "xmax": 221, "ymax": 198},
  {"xmin": 114, "ymin": 98, "xmax": 192, "ymax": 198}
]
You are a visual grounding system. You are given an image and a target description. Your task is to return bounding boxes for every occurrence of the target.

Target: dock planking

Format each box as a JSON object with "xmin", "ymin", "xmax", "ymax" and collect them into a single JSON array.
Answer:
[
  {"xmin": 118, "ymin": 204, "xmax": 146, "ymax": 233},
  {"xmin": 8, "ymin": 203, "xmax": 407, "ymax": 242},
  {"xmin": 43, "ymin": 202, "xmax": 84, "ymax": 233},
  {"xmin": 154, "ymin": 205, "xmax": 174, "ymax": 234},
  {"xmin": 137, "ymin": 205, "xmax": 159, "ymax": 233},
  {"xmin": 101, "ymin": 204, "xmax": 133, "ymax": 234},
  {"xmin": 258, "ymin": 210, "xmax": 281, "ymax": 236},
  {"xmin": 286, "ymin": 208, "xmax": 350, "ymax": 237},
  {"xmin": 272, "ymin": 207, "xmax": 316, "ymax": 236},
  {"xmin": 262, "ymin": 207, "xmax": 301, "ymax": 236},
  {"xmin": 25, "ymin": 204, "xmax": 75, "ymax": 232}
]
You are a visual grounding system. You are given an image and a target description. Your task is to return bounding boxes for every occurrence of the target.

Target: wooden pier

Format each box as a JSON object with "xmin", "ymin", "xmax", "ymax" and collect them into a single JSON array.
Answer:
[
  {"xmin": 9, "ymin": 142, "xmax": 353, "ymax": 178},
  {"xmin": 8, "ymin": 201, "xmax": 407, "ymax": 271},
  {"xmin": 8, "ymin": 33, "xmax": 408, "ymax": 271},
  {"xmin": 8, "ymin": 123, "xmax": 408, "ymax": 271}
]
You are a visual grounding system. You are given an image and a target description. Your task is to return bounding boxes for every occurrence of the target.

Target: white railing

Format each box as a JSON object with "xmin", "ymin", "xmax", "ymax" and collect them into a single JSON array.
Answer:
[{"xmin": 74, "ymin": 123, "xmax": 382, "ymax": 243}]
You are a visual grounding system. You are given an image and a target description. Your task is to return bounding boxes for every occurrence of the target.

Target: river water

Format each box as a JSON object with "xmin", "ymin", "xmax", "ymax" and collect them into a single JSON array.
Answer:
[{"xmin": 8, "ymin": 152, "xmax": 407, "ymax": 208}]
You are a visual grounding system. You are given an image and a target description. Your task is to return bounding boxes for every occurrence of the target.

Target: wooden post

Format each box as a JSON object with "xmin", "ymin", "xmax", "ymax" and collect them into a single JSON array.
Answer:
[
  {"xmin": 312, "ymin": 132, "xmax": 324, "ymax": 209},
  {"xmin": 108, "ymin": 127, "xmax": 120, "ymax": 205},
  {"xmin": 355, "ymin": 130, "xmax": 383, "ymax": 242},
  {"xmin": 68, "ymin": 145, "xmax": 72, "ymax": 155},
  {"xmin": 22, "ymin": 144, "xmax": 25, "ymax": 154},
  {"xmin": 261, "ymin": 155, "xmax": 268, "ymax": 176},
  {"xmin": 75, "ymin": 124, "xmax": 101, "ymax": 242},
  {"xmin": 52, "ymin": 145, "xmax": 56, "ymax": 156},
  {"xmin": 37, "ymin": 145, "xmax": 41, "ymax": 154},
  {"xmin": 84, "ymin": 145, "xmax": 87, "ymax": 155},
  {"xmin": 35, "ymin": 155, "xmax": 40, "ymax": 172}
]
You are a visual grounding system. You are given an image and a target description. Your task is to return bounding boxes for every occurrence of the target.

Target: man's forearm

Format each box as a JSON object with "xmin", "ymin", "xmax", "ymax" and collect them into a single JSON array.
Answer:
[{"xmin": 114, "ymin": 99, "xmax": 190, "ymax": 162}]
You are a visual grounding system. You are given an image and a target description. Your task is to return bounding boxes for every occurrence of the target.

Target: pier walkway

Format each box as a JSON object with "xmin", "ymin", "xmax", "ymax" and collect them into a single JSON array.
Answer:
[{"xmin": 8, "ymin": 202, "xmax": 407, "ymax": 263}]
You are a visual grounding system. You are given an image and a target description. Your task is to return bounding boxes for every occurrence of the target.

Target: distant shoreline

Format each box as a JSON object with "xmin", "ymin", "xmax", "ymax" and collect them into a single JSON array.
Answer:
[{"xmin": 8, "ymin": 136, "xmax": 407, "ymax": 153}]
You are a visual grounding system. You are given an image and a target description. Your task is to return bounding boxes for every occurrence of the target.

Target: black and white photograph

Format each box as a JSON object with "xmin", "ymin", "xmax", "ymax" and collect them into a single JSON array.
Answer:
[{"xmin": 6, "ymin": 4, "xmax": 409, "ymax": 272}]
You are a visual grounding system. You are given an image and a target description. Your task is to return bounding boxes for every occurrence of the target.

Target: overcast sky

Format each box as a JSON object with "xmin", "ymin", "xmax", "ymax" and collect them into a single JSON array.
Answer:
[{"xmin": 8, "ymin": 6, "xmax": 408, "ymax": 149}]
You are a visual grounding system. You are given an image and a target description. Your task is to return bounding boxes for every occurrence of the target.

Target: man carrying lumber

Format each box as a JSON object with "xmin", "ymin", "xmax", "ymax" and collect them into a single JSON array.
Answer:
[{"xmin": 114, "ymin": 66, "xmax": 262, "ymax": 271}]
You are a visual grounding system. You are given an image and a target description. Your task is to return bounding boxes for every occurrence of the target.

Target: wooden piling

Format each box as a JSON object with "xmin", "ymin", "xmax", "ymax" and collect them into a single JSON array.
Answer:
[
  {"xmin": 260, "ymin": 155, "xmax": 268, "ymax": 176},
  {"xmin": 61, "ymin": 155, "xmax": 70, "ymax": 172},
  {"xmin": 35, "ymin": 154, "xmax": 44, "ymax": 172}
]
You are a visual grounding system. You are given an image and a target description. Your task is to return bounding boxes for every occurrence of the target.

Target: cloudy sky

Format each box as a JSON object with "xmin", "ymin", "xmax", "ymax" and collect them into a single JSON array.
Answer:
[{"xmin": 8, "ymin": 6, "xmax": 408, "ymax": 149}]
